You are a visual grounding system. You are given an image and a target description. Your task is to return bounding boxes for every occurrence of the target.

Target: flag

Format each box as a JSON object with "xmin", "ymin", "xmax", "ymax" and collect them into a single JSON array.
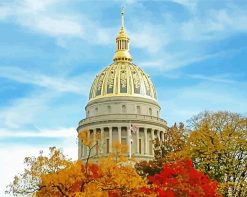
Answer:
[{"xmin": 130, "ymin": 124, "xmax": 138, "ymax": 134}]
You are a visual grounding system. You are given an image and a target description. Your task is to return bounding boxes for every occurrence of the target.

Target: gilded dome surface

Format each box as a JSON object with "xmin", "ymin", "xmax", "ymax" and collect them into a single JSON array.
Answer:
[{"xmin": 89, "ymin": 62, "xmax": 157, "ymax": 101}]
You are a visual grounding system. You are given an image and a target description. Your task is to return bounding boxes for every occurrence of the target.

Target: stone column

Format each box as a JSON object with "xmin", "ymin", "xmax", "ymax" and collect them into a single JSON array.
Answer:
[
  {"xmin": 118, "ymin": 126, "xmax": 121, "ymax": 144},
  {"xmin": 144, "ymin": 128, "xmax": 148, "ymax": 155},
  {"xmin": 109, "ymin": 127, "xmax": 112, "ymax": 153},
  {"xmin": 157, "ymin": 130, "xmax": 160, "ymax": 141}
]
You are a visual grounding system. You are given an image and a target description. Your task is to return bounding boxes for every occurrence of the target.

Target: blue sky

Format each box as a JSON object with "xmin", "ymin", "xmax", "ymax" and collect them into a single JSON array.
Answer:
[{"xmin": 0, "ymin": 0, "xmax": 247, "ymax": 195}]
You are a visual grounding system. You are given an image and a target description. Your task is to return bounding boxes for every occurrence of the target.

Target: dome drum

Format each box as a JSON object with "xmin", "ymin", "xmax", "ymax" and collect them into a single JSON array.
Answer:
[{"xmin": 85, "ymin": 96, "xmax": 160, "ymax": 119}]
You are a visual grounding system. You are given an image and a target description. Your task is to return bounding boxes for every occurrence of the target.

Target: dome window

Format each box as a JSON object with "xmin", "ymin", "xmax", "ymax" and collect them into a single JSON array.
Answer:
[
  {"xmin": 149, "ymin": 108, "xmax": 152, "ymax": 116},
  {"xmin": 107, "ymin": 105, "xmax": 111, "ymax": 113},
  {"xmin": 137, "ymin": 106, "xmax": 141, "ymax": 114},
  {"xmin": 122, "ymin": 105, "xmax": 126, "ymax": 113}
]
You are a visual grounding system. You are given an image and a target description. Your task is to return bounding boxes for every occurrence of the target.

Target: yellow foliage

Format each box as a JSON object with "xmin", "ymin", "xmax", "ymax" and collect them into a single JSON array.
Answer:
[
  {"xmin": 183, "ymin": 111, "xmax": 247, "ymax": 197},
  {"xmin": 35, "ymin": 156, "xmax": 146, "ymax": 197},
  {"xmin": 6, "ymin": 147, "xmax": 72, "ymax": 196}
]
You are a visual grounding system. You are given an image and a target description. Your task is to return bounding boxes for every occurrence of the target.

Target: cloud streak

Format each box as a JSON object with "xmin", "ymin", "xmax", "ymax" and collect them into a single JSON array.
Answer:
[
  {"xmin": 0, "ymin": 66, "xmax": 90, "ymax": 94},
  {"xmin": 0, "ymin": 127, "xmax": 75, "ymax": 138}
]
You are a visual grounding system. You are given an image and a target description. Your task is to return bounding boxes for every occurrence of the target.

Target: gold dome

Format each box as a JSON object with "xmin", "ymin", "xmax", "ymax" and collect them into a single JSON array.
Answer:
[
  {"xmin": 89, "ymin": 62, "xmax": 157, "ymax": 101},
  {"xmin": 89, "ymin": 8, "xmax": 157, "ymax": 101}
]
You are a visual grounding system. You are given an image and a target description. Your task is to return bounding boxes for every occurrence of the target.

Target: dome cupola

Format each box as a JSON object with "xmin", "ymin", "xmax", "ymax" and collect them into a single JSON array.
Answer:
[{"xmin": 113, "ymin": 7, "xmax": 132, "ymax": 62}]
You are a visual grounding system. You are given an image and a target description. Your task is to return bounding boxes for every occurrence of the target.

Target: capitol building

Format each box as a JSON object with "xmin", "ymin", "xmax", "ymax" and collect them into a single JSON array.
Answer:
[{"xmin": 77, "ymin": 9, "xmax": 167, "ymax": 161}]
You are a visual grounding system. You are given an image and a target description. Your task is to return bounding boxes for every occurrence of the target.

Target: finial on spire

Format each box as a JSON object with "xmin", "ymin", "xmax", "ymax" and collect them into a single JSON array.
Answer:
[
  {"xmin": 113, "ymin": 6, "xmax": 132, "ymax": 62},
  {"xmin": 121, "ymin": 6, "xmax": 124, "ymax": 28}
]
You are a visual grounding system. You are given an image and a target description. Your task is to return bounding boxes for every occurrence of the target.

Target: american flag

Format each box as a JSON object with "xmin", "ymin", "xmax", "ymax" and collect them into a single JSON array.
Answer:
[{"xmin": 130, "ymin": 124, "xmax": 138, "ymax": 134}]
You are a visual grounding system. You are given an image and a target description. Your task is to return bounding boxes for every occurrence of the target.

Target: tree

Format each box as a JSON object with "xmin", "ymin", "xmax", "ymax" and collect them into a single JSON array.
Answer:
[
  {"xmin": 186, "ymin": 111, "xmax": 247, "ymax": 197},
  {"xmin": 141, "ymin": 160, "xmax": 222, "ymax": 197},
  {"xmin": 135, "ymin": 123, "xmax": 187, "ymax": 177},
  {"xmin": 6, "ymin": 147, "xmax": 72, "ymax": 196},
  {"xmin": 35, "ymin": 156, "xmax": 146, "ymax": 196}
]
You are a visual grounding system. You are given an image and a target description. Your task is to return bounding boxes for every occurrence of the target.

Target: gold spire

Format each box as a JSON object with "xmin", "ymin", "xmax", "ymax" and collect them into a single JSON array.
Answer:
[
  {"xmin": 121, "ymin": 6, "xmax": 124, "ymax": 28},
  {"xmin": 113, "ymin": 7, "xmax": 132, "ymax": 62}
]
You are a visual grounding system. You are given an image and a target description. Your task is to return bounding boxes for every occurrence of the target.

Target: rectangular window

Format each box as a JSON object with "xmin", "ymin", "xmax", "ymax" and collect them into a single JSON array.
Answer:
[
  {"xmin": 106, "ymin": 139, "xmax": 110, "ymax": 153},
  {"xmin": 137, "ymin": 106, "xmax": 141, "ymax": 114},
  {"xmin": 139, "ymin": 139, "xmax": 142, "ymax": 154},
  {"xmin": 122, "ymin": 129, "xmax": 127, "ymax": 136},
  {"xmin": 149, "ymin": 140, "xmax": 153, "ymax": 155}
]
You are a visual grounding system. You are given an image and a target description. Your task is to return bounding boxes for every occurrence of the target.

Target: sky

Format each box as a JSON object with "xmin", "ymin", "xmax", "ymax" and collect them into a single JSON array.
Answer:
[{"xmin": 0, "ymin": 0, "xmax": 247, "ymax": 196}]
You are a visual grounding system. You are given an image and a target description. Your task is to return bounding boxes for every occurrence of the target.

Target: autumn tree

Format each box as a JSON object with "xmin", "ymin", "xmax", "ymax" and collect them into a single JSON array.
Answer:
[
  {"xmin": 135, "ymin": 123, "xmax": 187, "ymax": 177},
  {"xmin": 6, "ymin": 147, "xmax": 72, "ymax": 196},
  {"xmin": 142, "ymin": 160, "xmax": 222, "ymax": 197},
  {"xmin": 34, "ymin": 155, "xmax": 145, "ymax": 196},
  {"xmin": 154, "ymin": 122, "xmax": 187, "ymax": 160},
  {"xmin": 186, "ymin": 111, "xmax": 247, "ymax": 197}
]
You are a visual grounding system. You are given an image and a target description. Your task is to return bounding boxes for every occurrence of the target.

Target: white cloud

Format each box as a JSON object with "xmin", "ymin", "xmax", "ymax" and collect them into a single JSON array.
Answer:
[
  {"xmin": 186, "ymin": 74, "xmax": 235, "ymax": 84},
  {"xmin": 159, "ymin": 81, "xmax": 247, "ymax": 125},
  {"xmin": 139, "ymin": 45, "xmax": 246, "ymax": 71},
  {"xmin": 138, "ymin": 50, "xmax": 222, "ymax": 71},
  {"xmin": 170, "ymin": 0, "xmax": 197, "ymax": 11},
  {"xmin": 0, "ymin": 92, "xmax": 53, "ymax": 129},
  {"xmin": 0, "ymin": 0, "xmax": 114, "ymax": 46},
  {"xmin": 181, "ymin": 6, "xmax": 247, "ymax": 41},
  {"xmin": 130, "ymin": 25, "xmax": 170, "ymax": 53},
  {"xmin": 0, "ymin": 67, "xmax": 89, "ymax": 94},
  {"xmin": 0, "ymin": 127, "xmax": 75, "ymax": 138},
  {"xmin": 28, "ymin": 15, "xmax": 84, "ymax": 37}
]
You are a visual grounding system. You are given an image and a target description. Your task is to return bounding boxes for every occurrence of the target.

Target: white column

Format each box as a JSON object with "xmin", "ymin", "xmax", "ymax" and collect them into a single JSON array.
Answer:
[
  {"xmin": 109, "ymin": 127, "xmax": 112, "ymax": 153},
  {"xmin": 118, "ymin": 127, "xmax": 121, "ymax": 144},
  {"xmin": 157, "ymin": 130, "xmax": 160, "ymax": 141},
  {"xmin": 144, "ymin": 128, "xmax": 148, "ymax": 155}
]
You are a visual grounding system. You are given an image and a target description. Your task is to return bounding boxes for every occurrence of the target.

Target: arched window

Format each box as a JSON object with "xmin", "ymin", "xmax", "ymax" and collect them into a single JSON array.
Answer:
[{"xmin": 149, "ymin": 108, "xmax": 152, "ymax": 116}]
